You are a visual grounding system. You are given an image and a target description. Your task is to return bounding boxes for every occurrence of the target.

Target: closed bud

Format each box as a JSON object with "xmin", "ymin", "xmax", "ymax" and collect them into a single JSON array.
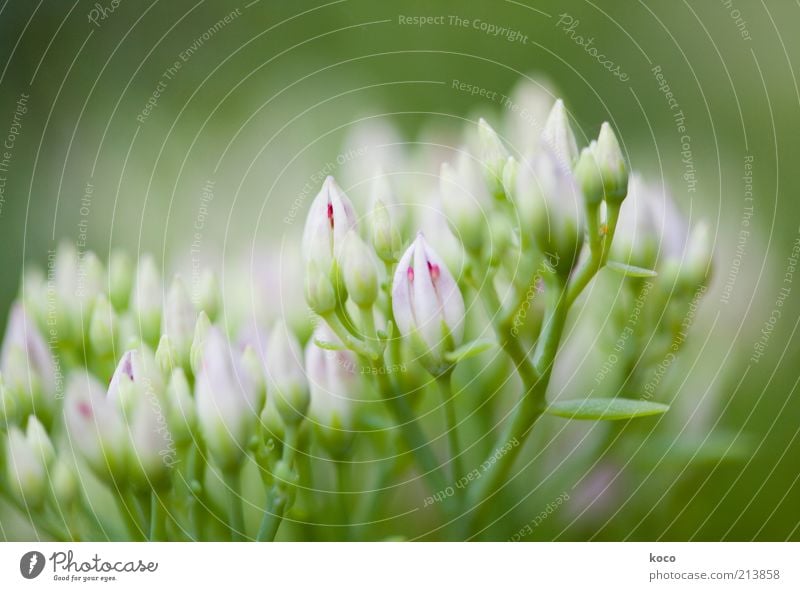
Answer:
[
  {"xmin": 190, "ymin": 311, "xmax": 211, "ymax": 377},
  {"xmin": 440, "ymin": 153, "xmax": 488, "ymax": 255},
  {"xmin": 302, "ymin": 176, "xmax": 359, "ymax": 276},
  {"xmin": 109, "ymin": 250, "xmax": 133, "ymax": 311},
  {"xmin": 166, "ymin": 368, "xmax": 195, "ymax": 446},
  {"xmin": 574, "ymin": 142, "xmax": 605, "ymax": 207},
  {"xmin": 197, "ymin": 270, "xmax": 220, "ymax": 322},
  {"xmin": 155, "ymin": 334, "xmax": 177, "ymax": 376},
  {"xmin": 304, "ymin": 260, "xmax": 338, "ymax": 315},
  {"xmin": 339, "ymin": 231, "xmax": 379, "ymax": 307},
  {"xmin": 0, "ymin": 376, "xmax": 18, "ymax": 428},
  {"xmin": 6, "ymin": 423, "xmax": 48, "ymax": 508},
  {"xmin": 392, "ymin": 234, "xmax": 466, "ymax": 375},
  {"xmin": 240, "ymin": 345, "xmax": 266, "ymax": 412},
  {"xmin": 25, "ymin": 416, "xmax": 55, "ymax": 469},
  {"xmin": 368, "ymin": 172, "xmax": 402, "ymax": 262},
  {"xmin": 196, "ymin": 328, "xmax": 260, "ymax": 470},
  {"xmin": 516, "ymin": 148, "xmax": 585, "ymax": 274},
  {"xmin": 51, "ymin": 456, "xmax": 79, "ymax": 508},
  {"xmin": 541, "ymin": 99, "xmax": 578, "ymax": 169},
  {"xmin": 595, "ymin": 122, "xmax": 628, "ymax": 203},
  {"xmin": 305, "ymin": 325, "xmax": 358, "ymax": 455},
  {"xmin": 131, "ymin": 255, "xmax": 162, "ymax": 346},
  {"xmin": 89, "ymin": 293, "xmax": 116, "ymax": 356},
  {"xmin": 502, "ymin": 156, "xmax": 518, "ymax": 198},
  {"xmin": 478, "ymin": 118, "xmax": 509, "ymax": 197},
  {"xmin": 680, "ymin": 221, "xmax": 713, "ymax": 288},
  {"xmin": 265, "ymin": 322, "xmax": 309, "ymax": 427},
  {"xmin": 164, "ymin": 277, "xmax": 196, "ymax": 369}
]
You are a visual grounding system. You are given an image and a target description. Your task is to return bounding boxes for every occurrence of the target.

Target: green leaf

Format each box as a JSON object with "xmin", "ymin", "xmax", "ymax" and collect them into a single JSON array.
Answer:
[
  {"xmin": 606, "ymin": 260, "xmax": 658, "ymax": 278},
  {"xmin": 545, "ymin": 398, "xmax": 669, "ymax": 421},
  {"xmin": 313, "ymin": 338, "xmax": 346, "ymax": 351},
  {"xmin": 444, "ymin": 339, "xmax": 496, "ymax": 364}
]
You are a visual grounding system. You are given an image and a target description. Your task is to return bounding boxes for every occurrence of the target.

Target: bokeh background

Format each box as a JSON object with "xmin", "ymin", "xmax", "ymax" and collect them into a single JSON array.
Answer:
[{"xmin": 0, "ymin": 0, "xmax": 798, "ymax": 540}]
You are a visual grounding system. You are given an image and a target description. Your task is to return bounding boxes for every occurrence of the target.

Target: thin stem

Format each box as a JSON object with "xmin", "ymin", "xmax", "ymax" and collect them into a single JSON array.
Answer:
[
  {"xmin": 257, "ymin": 492, "xmax": 286, "ymax": 542},
  {"xmin": 436, "ymin": 370, "xmax": 463, "ymax": 484},
  {"xmin": 114, "ymin": 494, "xmax": 146, "ymax": 541},
  {"xmin": 223, "ymin": 468, "xmax": 245, "ymax": 541},
  {"xmin": 333, "ymin": 459, "xmax": 349, "ymax": 540},
  {"xmin": 149, "ymin": 491, "xmax": 168, "ymax": 541}
]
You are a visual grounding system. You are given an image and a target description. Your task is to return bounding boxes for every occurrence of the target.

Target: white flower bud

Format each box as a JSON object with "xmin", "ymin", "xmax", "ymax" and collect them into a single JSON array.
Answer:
[
  {"xmin": 89, "ymin": 293, "xmax": 115, "ymax": 356},
  {"xmin": 304, "ymin": 260, "xmax": 338, "ymax": 315},
  {"xmin": 197, "ymin": 269, "xmax": 220, "ymax": 322},
  {"xmin": 368, "ymin": 172, "xmax": 402, "ymax": 263},
  {"xmin": 155, "ymin": 334, "xmax": 177, "ymax": 376},
  {"xmin": 478, "ymin": 118, "xmax": 509, "ymax": 197},
  {"xmin": 265, "ymin": 322, "xmax": 309, "ymax": 426},
  {"xmin": 339, "ymin": 230, "xmax": 379, "ymax": 307},
  {"xmin": 196, "ymin": 328, "xmax": 260, "ymax": 470},
  {"xmin": 681, "ymin": 221, "xmax": 713, "ymax": 288},
  {"xmin": 166, "ymin": 367, "xmax": 195, "ymax": 445},
  {"xmin": 0, "ymin": 376, "xmax": 18, "ymax": 428},
  {"xmin": 305, "ymin": 324, "xmax": 358, "ymax": 454},
  {"xmin": 541, "ymin": 99, "xmax": 578, "ymax": 169},
  {"xmin": 440, "ymin": 152, "xmax": 489, "ymax": 255},
  {"xmin": 302, "ymin": 176, "xmax": 359, "ymax": 276},
  {"xmin": 595, "ymin": 122, "xmax": 628, "ymax": 203},
  {"xmin": 516, "ymin": 147, "xmax": 585, "ymax": 273},
  {"xmin": 109, "ymin": 250, "xmax": 133, "ymax": 311},
  {"xmin": 51, "ymin": 456, "xmax": 79, "ymax": 507},
  {"xmin": 52, "ymin": 243, "xmax": 81, "ymax": 342},
  {"xmin": 392, "ymin": 234, "xmax": 465, "ymax": 374},
  {"xmin": 131, "ymin": 255, "xmax": 162, "ymax": 346},
  {"xmin": 5, "ymin": 422, "xmax": 50, "ymax": 508},
  {"xmin": 64, "ymin": 371, "xmax": 126, "ymax": 480},
  {"xmin": 164, "ymin": 277, "xmax": 196, "ymax": 369},
  {"xmin": 190, "ymin": 311, "xmax": 211, "ymax": 377},
  {"xmin": 573, "ymin": 142, "xmax": 604, "ymax": 207},
  {"xmin": 0, "ymin": 303, "xmax": 56, "ymax": 419}
]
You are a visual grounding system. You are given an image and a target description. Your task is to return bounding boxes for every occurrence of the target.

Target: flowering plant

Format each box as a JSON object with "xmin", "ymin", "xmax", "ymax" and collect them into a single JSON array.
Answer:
[{"xmin": 0, "ymin": 94, "xmax": 712, "ymax": 541}]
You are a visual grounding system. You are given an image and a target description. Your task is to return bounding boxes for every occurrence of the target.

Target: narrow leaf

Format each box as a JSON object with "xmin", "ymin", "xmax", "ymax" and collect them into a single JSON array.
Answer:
[
  {"xmin": 546, "ymin": 397, "xmax": 669, "ymax": 421},
  {"xmin": 606, "ymin": 260, "xmax": 658, "ymax": 278},
  {"xmin": 444, "ymin": 339, "xmax": 496, "ymax": 364}
]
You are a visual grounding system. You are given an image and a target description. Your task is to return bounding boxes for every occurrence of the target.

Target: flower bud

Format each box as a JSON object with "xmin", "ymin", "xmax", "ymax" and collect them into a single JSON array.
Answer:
[
  {"xmin": 0, "ymin": 376, "xmax": 18, "ymax": 428},
  {"xmin": 305, "ymin": 325, "xmax": 358, "ymax": 455},
  {"xmin": 595, "ymin": 122, "xmax": 628, "ymax": 203},
  {"xmin": 368, "ymin": 172, "xmax": 402, "ymax": 263},
  {"xmin": 89, "ymin": 293, "xmax": 116, "ymax": 356},
  {"xmin": 52, "ymin": 243, "xmax": 81, "ymax": 342},
  {"xmin": 304, "ymin": 260, "xmax": 338, "ymax": 315},
  {"xmin": 478, "ymin": 118, "xmax": 509, "ymax": 197},
  {"xmin": 339, "ymin": 231, "xmax": 379, "ymax": 307},
  {"xmin": 392, "ymin": 234, "xmax": 465, "ymax": 374},
  {"xmin": 131, "ymin": 255, "xmax": 162, "ymax": 346},
  {"xmin": 516, "ymin": 147, "xmax": 585, "ymax": 274},
  {"xmin": 440, "ymin": 153, "xmax": 488, "ymax": 255},
  {"xmin": 197, "ymin": 270, "xmax": 220, "ymax": 322},
  {"xmin": 109, "ymin": 250, "xmax": 133, "ymax": 311},
  {"xmin": 5, "ymin": 421, "xmax": 52, "ymax": 508},
  {"xmin": 155, "ymin": 334, "xmax": 177, "ymax": 376},
  {"xmin": 64, "ymin": 371, "xmax": 126, "ymax": 480},
  {"xmin": 51, "ymin": 456, "xmax": 79, "ymax": 507},
  {"xmin": 541, "ymin": 99, "xmax": 578, "ymax": 169},
  {"xmin": 0, "ymin": 303, "xmax": 56, "ymax": 421},
  {"xmin": 164, "ymin": 277, "xmax": 196, "ymax": 369},
  {"xmin": 166, "ymin": 367, "xmax": 195, "ymax": 446},
  {"xmin": 573, "ymin": 142, "xmax": 604, "ymax": 207},
  {"xmin": 240, "ymin": 345, "xmax": 266, "ymax": 412},
  {"xmin": 302, "ymin": 176, "xmax": 359, "ymax": 276},
  {"xmin": 680, "ymin": 221, "xmax": 713, "ymax": 288},
  {"xmin": 502, "ymin": 156, "xmax": 518, "ymax": 197},
  {"xmin": 196, "ymin": 327, "xmax": 260, "ymax": 470},
  {"xmin": 190, "ymin": 311, "xmax": 211, "ymax": 377},
  {"xmin": 265, "ymin": 322, "xmax": 309, "ymax": 427}
]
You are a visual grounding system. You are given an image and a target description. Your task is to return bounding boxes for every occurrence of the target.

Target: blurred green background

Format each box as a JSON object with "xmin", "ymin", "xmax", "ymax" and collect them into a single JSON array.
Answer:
[{"xmin": 0, "ymin": 0, "xmax": 798, "ymax": 540}]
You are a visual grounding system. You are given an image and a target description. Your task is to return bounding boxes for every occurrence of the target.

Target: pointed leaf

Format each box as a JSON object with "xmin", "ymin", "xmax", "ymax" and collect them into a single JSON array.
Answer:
[
  {"xmin": 444, "ymin": 339, "xmax": 496, "ymax": 364},
  {"xmin": 606, "ymin": 261, "xmax": 658, "ymax": 278},
  {"xmin": 546, "ymin": 397, "xmax": 669, "ymax": 421}
]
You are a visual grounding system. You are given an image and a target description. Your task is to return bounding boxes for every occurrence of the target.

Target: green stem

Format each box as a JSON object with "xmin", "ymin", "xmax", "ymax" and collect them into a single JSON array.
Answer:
[
  {"xmin": 149, "ymin": 491, "xmax": 168, "ymax": 541},
  {"xmin": 333, "ymin": 459, "xmax": 349, "ymax": 540},
  {"xmin": 223, "ymin": 468, "xmax": 245, "ymax": 541},
  {"xmin": 436, "ymin": 370, "xmax": 463, "ymax": 484},
  {"xmin": 257, "ymin": 492, "xmax": 286, "ymax": 541},
  {"xmin": 114, "ymin": 494, "xmax": 146, "ymax": 541}
]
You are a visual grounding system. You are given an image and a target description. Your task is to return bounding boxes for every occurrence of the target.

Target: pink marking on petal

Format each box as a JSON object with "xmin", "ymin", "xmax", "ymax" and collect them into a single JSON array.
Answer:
[
  {"xmin": 407, "ymin": 266, "xmax": 415, "ymax": 282},
  {"xmin": 77, "ymin": 401, "xmax": 93, "ymax": 420},
  {"xmin": 327, "ymin": 201, "xmax": 334, "ymax": 229},
  {"xmin": 427, "ymin": 261, "xmax": 440, "ymax": 282}
]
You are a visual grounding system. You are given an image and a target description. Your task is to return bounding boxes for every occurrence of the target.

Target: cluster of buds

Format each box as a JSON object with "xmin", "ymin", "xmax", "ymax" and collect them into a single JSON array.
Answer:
[{"xmin": 0, "ymin": 83, "xmax": 715, "ymax": 542}]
